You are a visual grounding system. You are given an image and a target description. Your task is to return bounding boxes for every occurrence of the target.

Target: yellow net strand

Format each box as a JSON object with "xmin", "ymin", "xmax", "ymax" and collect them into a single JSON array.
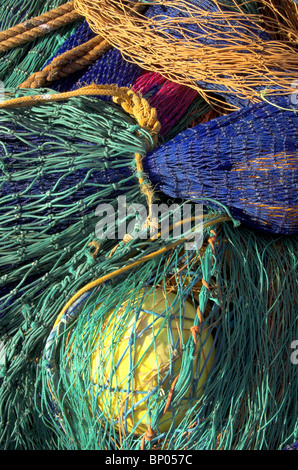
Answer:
[{"xmin": 73, "ymin": 0, "xmax": 298, "ymax": 107}]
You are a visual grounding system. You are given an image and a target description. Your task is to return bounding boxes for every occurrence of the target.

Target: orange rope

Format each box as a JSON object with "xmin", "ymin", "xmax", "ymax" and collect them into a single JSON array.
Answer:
[
  {"xmin": 20, "ymin": 36, "xmax": 111, "ymax": 88},
  {"xmin": 0, "ymin": 1, "xmax": 82, "ymax": 54},
  {"xmin": 0, "ymin": 84, "xmax": 159, "ymax": 142},
  {"xmin": 140, "ymin": 425, "xmax": 155, "ymax": 450},
  {"xmin": 162, "ymin": 374, "xmax": 180, "ymax": 416},
  {"xmin": 0, "ymin": 2, "xmax": 76, "ymax": 42},
  {"xmin": 12, "ymin": 0, "xmax": 146, "ymax": 89},
  {"xmin": 190, "ymin": 325, "xmax": 201, "ymax": 353}
]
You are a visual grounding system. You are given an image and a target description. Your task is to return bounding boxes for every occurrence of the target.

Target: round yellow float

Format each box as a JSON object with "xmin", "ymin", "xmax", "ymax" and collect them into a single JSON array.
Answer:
[{"xmin": 89, "ymin": 288, "xmax": 215, "ymax": 436}]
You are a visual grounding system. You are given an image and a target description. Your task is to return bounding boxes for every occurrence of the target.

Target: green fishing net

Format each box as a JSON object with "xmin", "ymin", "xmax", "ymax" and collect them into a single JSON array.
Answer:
[
  {"xmin": 0, "ymin": 86, "xmax": 155, "ymax": 333},
  {"xmin": 1, "ymin": 203, "xmax": 296, "ymax": 450},
  {"xmin": 0, "ymin": 0, "xmax": 82, "ymax": 87},
  {"xmin": 0, "ymin": 1, "xmax": 297, "ymax": 450}
]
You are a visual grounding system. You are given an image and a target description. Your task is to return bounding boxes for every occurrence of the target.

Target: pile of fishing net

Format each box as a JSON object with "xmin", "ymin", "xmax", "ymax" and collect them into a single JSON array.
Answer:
[{"xmin": 0, "ymin": 0, "xmax": 297, "ymax": 451}]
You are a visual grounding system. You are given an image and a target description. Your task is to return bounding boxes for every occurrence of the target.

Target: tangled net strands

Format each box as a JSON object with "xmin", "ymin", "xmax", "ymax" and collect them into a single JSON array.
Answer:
[
  {"xmin": 0, "ymin": 75, "xmax": 219, "ymax": 329},
  {"xmin": 43, "ymin": 221, "xmax": 297, "ymax": 451},
  {"xmin": 40, "ymin": 215, "xmax": 225, "ymax": 450},
  {"xmin": 0, "ymin": 0, "xmax": 297, "ymax": 452},
  {"xmin": 18, "ymin": 17, "xmax": 212, "ymax": 140},
  {"xmin": 18, "ymin": 3, "xmax": 147, "ymax": 91},
  {"xmin": 12, "ymin": 5, "xmax": 219, "ymax": 139},
  {"xmin": 0, "ymin": 1, "xmax": 83, "ymax": 88},
  {"xmin": 16, "ymin": 6, "xmax": 217, "ymax": 139},
  {"xmin": 74, "ymin": 0, "xmax": 298, "ymax": 110},
  {"xmin": 1, "ymin": 4, "xmax": 224, "ymax": 330},
  {"xmin": 0, "ymin": 83, "xmax": 297, "ymax": 450},
  {"xmin": 1, "ymin": 208, "xmax": 297, "ymax": 450},
  {"xmin": 0, "ymin": 85, "xmax": 160, "ymax": 324},
  {"xmin": 0, "ymin": 83, "xmax": 296, "ymax": 323}
]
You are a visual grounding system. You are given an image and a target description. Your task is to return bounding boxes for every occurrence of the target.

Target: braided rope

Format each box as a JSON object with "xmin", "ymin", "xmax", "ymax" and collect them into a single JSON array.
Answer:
[
  {"xmin": 0, "ymin": 1, "xmax": 82, "ymax": 54},
  {"xmin": 20, "ymin": 36, "xmax": 111, "ymax": 88},
  {"xmin": 2, "ymin": 0, "xmax": 148, "ymax": 89},
  {"xmin": 0, "ymin": 83, "xmax": 161, "ymax": 143},
  {"xmin": 0, "ymin": 1, "xmax": 76, "ymax": 42}
]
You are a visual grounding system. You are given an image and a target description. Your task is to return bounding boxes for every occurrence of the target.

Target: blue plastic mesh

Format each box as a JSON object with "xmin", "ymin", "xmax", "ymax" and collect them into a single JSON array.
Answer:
[{"xmin": 144, "ymin": 94, "xmax": 298, "ymax": 234}]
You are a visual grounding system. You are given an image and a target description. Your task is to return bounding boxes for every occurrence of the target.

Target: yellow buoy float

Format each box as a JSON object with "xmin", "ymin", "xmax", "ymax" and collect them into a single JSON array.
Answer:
[{"xmin": 90, "ymin": 288, "xmax": 215, "ymax": 435}]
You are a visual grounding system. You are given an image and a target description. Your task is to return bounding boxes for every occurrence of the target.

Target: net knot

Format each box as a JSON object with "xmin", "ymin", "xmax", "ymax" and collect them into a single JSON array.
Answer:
[
  {"xmin": 113, "ymin": 90, "xmax": 161, "ymax": 147},
  {"xmin": 87, "ymin": 240, "xmax": 101, "ymax": 259},
  {"xmin": 196, "ymin": 305, "xmax": 202, "ymax": 323},
  {"xmin": 107, "ymin": 233, "xmax": 133, "ymax": 258},
  {"xmin": 208, "ymin": 229, "xmax": 217, "ymax": 254},
  {"xmin": 201, "ymin": 278, "xmax": 210, "ymax": 291},
  {"xmin": 145, "ymin": 425, "xmax": 155, "ymax": 441}
]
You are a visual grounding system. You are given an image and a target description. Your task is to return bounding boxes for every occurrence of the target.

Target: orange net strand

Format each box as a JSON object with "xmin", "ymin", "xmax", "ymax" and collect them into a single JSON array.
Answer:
[{"xmin": 73, "ymin": 0, "xmax": 298, "ymax": 109}]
